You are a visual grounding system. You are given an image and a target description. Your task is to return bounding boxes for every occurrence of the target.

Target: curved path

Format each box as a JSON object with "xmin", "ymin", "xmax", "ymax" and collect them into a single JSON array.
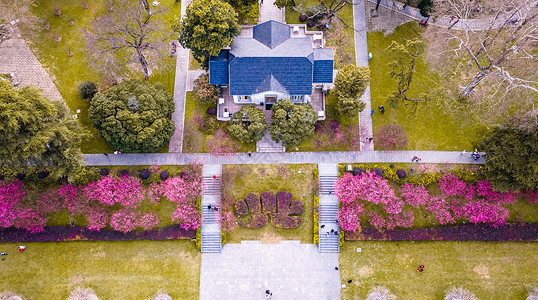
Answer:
[{"xmin": 83, "ymin": 150, "xmax": 485, "ymax": 166}]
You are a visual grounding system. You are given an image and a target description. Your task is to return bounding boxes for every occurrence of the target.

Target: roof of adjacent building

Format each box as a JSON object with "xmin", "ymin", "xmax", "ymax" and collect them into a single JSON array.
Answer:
[{"xmin": 209, "ymin": 20, "xmax": 334, "ymax": 94}]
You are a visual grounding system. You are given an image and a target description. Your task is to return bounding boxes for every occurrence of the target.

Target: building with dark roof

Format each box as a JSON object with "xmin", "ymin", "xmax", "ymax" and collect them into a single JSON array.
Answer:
[{"xmin": 209, "ymin": 20, "xmax": 334, "ymax": 121}]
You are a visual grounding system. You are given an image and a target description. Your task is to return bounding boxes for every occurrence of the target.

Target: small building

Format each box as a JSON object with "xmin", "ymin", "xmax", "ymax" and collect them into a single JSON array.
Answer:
[{"xmin": 209, "ymin": 20, "xmax": 334, "ymax": 121}]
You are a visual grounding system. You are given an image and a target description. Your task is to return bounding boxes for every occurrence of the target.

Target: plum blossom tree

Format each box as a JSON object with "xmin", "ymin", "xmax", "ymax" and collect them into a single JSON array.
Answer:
[{"xmin": 83, "ymin": 175, "xmax": 146, "ymax": 208}]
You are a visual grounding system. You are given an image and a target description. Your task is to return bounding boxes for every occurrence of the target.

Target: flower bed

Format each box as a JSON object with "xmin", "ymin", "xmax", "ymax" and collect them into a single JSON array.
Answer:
[
  {"xmin": 345, "ymin": 224, "xmax": 538, "ymax": 241},
  {"xmin": 0, "ymin": 224, "xmax": 195, "ymax": 243},
  {"xmin": 234, "ymin": 191, "xmax": 304, "ymax": 229}
]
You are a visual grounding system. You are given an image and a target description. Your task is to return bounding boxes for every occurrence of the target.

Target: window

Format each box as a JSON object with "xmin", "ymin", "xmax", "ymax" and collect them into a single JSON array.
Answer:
[
  {"xmin": 239, "ymin": 95, "xmax": 251, "ymax": 102},
  {"xmin": 290, "ymin": 95, "xmax": 304, "ymax": 101}
]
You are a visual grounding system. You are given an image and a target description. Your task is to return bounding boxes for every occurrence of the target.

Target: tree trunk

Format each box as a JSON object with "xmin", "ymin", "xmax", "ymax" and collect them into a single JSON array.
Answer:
[
  {"xmin": 137, "ymin": 49, "xmax": 150, "ymax": 79},
  {"xmin": 374, "ymin": 0, "xmax": 381, "ymax": 15},
  {"xmin": 460, "ymin": 69, "xmax": 491, "ymax": 97}
]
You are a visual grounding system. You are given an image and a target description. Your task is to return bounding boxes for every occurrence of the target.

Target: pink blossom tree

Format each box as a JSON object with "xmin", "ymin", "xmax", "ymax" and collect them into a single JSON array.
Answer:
[
  {"xmin": 110, "ymin": 209, "xmax": 138, "ymax": 233},
  {"xmin": 83, "ymin": 175, "xmax": 145, "ymax": 208},
  {"xmin": 0, "ymin": 180, "xmax": 26, "ymax": 228},
  {"xmin": 138, "ymin": 212, "xmax": 160, "ymax": 230},
  {"xmin": 463, "ymin": 200, "xmax": 509, "ymax": 227},
  {"xmin": 171, "ymin": 204, "xmax": 200, "ymax": 230},
  {"xmin": 400, "ymin": 184, "xmax": 431, "ymax": 207},
  {"xmin": 14, "ymin": 208, "xmax": 47, "ymax": 233}
]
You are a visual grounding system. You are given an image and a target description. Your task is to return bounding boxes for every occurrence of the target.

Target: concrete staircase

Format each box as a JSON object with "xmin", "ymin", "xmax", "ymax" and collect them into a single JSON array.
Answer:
[
  {"xmin": 201, "ymin": 165, "xmax": 222, "ymax": 253},
  {"xmin": 256, "ymin": 132, "xmax": 285, "ymax": 152},
  {"xmin": 318, "ymin": 164, "xmax": 340, "ymax": 253}
]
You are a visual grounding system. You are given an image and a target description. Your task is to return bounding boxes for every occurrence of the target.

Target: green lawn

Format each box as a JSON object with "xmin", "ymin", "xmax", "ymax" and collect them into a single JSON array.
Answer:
[
  {"xmin": 25, "ymin": 0, "xmax": 181, "ymax": 153},
  {"xmin": 340, "ymin": 241, "xmax": 538, "ymax": 300},
  {"xmin": 286, "ymin": 0, "xmax": 355, "ymax": 69},
  {"xmin": 0, "ymin": 240, "xmax": 200, "ymax": 299},
  {"xmin": 368, "ymin": 22, "xmax": 488, "ymax": 151},
  {"xmin": 222, "ymin": 164, "xmax": 317, "ymax": 243},
  {"xmin": 183, "ymin": 92, "xmax": 255, "ymax": 153}
]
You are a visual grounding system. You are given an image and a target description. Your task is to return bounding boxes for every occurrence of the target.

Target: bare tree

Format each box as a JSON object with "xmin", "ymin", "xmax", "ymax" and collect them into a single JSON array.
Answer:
[
  {"xmin": 433, "ymin": 0, "xmax": 538, "ymax": 98},
  {"xmin": 83, "ymin": 0, "xmax": 171, "ymax": 79}
]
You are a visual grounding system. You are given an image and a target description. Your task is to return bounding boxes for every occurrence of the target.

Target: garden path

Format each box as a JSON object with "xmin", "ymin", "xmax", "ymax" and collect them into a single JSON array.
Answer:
[
  {"xmin": 258, "ymin": 0, "xmax": 286, "ymax": 24},
  {"xmin": 168, "ymin": 0, "xmax": 192, "ymax": 153},
  {"xmin": 199, "ymin": 241, "xmax": 340, "ymax": 299},
  {"xmin": 318, "ymin": 164, "xmax": 340, "ymax": 253},
  {"xmin": 0, "ymin": 38, "xmax": 63, "ymax": 102},
  {"xmin": 201, "ymin": 165, "xmax": 222, "ymax": 253},
  {"xmin": 353, "ymin": 0, "xmax": 374, "ymax": 151},
  {"xmin": 83, "ymin": 150, "xmax": 485, "ymax": 166}
]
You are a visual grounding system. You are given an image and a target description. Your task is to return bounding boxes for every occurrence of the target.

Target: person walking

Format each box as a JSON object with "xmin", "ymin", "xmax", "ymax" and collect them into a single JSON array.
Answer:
[
  {"xmin": 379, "ymin": 105, "xmax": 385, "ymax": 114},
  {"xmin": 247, "ymin": 151, "xmax": 252, "ymax": 157}
]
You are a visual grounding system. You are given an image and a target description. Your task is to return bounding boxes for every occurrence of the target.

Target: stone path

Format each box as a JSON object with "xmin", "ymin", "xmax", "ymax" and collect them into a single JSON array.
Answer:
[
  {"xmin": 257, "ymin": 131, "xmax": 285, "ymax": 152},
  {"xmin": 201, "ymin": 165, "xmax": 222, "ymax": 253},
  {"xmin": 353, "ymin": 0, "xmax": 374, "ymax": 151},
  {"xmin": 199, "ymin": 241, "xmax": 340, "ymax": 300},
  {"xmin": 258, "ymin": 0, "xmax": 285, "ymax": 23},
  {"xmin": 168, "ymin": 0, "xmax": 192, "ymax": 153},
  {"xmin": 0, "ymin": 39, "xmax": 63, "ymax": 101},
  {"xmin": 83, "ymin": 150, "xmax": 485, "ymax": 166},
  {"xmin": 318, "ymin": 164, "xmax": 340, "ymax": 253},
  {"xmin": 186, "ymin": 69, "xmax": 205, "ymax": 92}
]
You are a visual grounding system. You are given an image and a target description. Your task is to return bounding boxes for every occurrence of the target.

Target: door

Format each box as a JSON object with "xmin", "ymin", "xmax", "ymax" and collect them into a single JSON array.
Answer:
[{"xmin": 265, "ymin": 95, "xmax": 277, "ymax": 110}]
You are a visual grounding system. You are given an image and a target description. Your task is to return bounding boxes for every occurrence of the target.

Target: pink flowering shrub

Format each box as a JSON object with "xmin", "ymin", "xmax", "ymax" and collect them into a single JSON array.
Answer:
[
  {"xmin": 425, "ymin": 196, "xmax": 455, "ymax": 225},
  {"xmin": 463, "ymin": 199, "xmax": 509, "ymax": 227},
  {"xmin": 83, "ymin": 175, "xmax": 145, "ymax": 208},
  {"xmin": 400, "ymin": 184, "xmax": 431, "ymax": 207},
  {"xmin": 158, "ymin": 176, "xmax": 201, "ymax": 204},
  {"xmin": 221, "ymin": 211, "xmax": 237, "ymax": 231},
  {"xmin": 337, "ymin": 203, "xmax": 363, "ymax": 232},
  {"xmin": 147, "ymin": 181, "xmax": 162, "ymax": 205},
  {"xmin": 171, "ymin": 204, "xmax": 201, "ymax": 230},
  {"xmin": 368, "ymin": 212, "xmax": 386, "ymax": 230},
  {"xmin": 386, "ymin": 211, "xmax": 414, "ymax": 229},
  {"xmin": 0, "ymin": 180, "xmax": 26, "ymax": 227},
  {"xmin": 14, "ymin": 208, "xmax": 47, "ymax": 233},
  {"xmin": 335, "ymin": 172, "xmax": 401, "ymax": 212},
  {"xmin": 110, "ymin": 209, "xmax": 138, "ymax": 233},
  {"xmin": 522, "ymin": 190, "xmax": 538, "ymax": 204},
  {"xmin": 439, "ymin": 174, "xmax": 474, "ymax": 199},
  {"xmin": 138, "ymin": 212, "xmax": 160, "ymax": 230},
  {"xmin": 86, "ymin": 207, "xmax": 110, "ymax": 231},
  {"xmin": 38, "ymin": 185, "xmax": 78, "ymax": 213},
  {"xmin": 476, "ymin": 180, "xmax": 517, "ymax": 204}
]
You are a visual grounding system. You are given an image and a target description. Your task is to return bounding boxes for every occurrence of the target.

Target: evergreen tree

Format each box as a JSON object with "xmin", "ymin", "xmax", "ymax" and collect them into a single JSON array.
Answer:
[
  {"xmin": 269, "ymin": 99, "xmax": 317, "ymax": 148},
  {"xmin": 334, "ymin": 64, "xmax": 369, "ymax": 116},
  {"xmin": 227, "ymin": 105, "xmax": 267, "ymax": 143}
]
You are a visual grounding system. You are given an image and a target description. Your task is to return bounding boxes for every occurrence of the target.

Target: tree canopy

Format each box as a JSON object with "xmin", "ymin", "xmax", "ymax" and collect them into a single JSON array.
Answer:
[
  {"xmin": 269, "ymin": 99, "xmax": 317, "ymax": 148},
  {"xmin": 479, "ymin": 126, "xmax": 538, "ymax": 191},
  {"xmin": 193, "ymin": 74, "xmax": 219, "ymax": 105},
  {"xmin": 173, "ymin": 0, "xmax": 241, "ymax": 66},
  {"xmin": 89, "ymin": 80, "xmax": 175, "ymax": 153},
  {"xmin": 334, "ymin": 64, "xmax": 369, "ymax": 116},
  {"xmin": 0, "ymin": 80, "xmax": 86, "ymax": 178},
  {"xmin": 227, "ymin": 105, "xmax": 268, "ymax": 143}
]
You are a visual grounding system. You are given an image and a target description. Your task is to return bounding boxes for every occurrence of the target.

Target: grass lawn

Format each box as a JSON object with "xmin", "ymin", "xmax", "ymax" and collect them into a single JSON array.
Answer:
[
  {"xmin": 0, "ymin": 240, "xmax": 200, "ymax": 299},
  {"xmin": 339, "ymin": 241, "xmax": 538, "ymax": 299},
  {"xmin": 286, "ymin": 0, "xmax": 355, "ymax": 69},
  {"xmin": 222, "ymin": 164, "xmax": 317, "ymax": 243},
  {"xmin": 368, "ymin": 22, "xmax": 488, "ymax": 151},
  {"xmin": 25, "ymin": 0, "xmax": 181, "ymax": 154},
  {"xmin": 183, "ymin": 92, "xmax": 255, "ymax": 153}
]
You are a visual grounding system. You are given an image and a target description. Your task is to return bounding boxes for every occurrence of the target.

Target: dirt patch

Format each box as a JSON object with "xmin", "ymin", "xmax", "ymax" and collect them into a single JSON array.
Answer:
[
  {"xmin": 473, "ymin": 265, "xmax": 490, "ymax": 279},
  {"xmin": 260, "ymin": 231, "xmax": 282, "ymax": 244},
  {"xmin": 357, "ymin": 265, "xmax": 374, "ymax": 278}
]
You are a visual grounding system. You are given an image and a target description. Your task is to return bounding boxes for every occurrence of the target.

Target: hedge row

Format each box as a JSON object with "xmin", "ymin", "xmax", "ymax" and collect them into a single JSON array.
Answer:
[
  {"xmin": 0, "ymin": 225, "xmax": 195, "ymax": 243},
  {"xmin": 345, "ymin": 224, "xmax": 538, "ymax": 241}
]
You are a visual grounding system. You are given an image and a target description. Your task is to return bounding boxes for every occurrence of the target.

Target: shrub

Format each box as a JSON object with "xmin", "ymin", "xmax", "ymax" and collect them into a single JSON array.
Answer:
[
  {"xmin": 396, "ymin": 169, "xmax": 406, "ymax": 179},
  {"xmin": 272, "ymin": 191, "xmax": 302, "ymax": 228},
  {"xmin": 235, "ymin": 199, "xmax": 248, "ymax": 216},
  {"xmin": 261, "ymin": 191, "xmax": 276, "ymax": 214},
  {"xmin": 16, "ymin": 173, "xmax": 26, "ymax": 181},
  {"xmin": 306, "ymin": 20, "xmax": 315, "ymax": 28},
  {"xmin": 193, "ymin": 74, "xmax": 219, "ymax": 105},
  {"xmin": 67, "ymin": 286, "xmax": 99, "ymax": 300},
  {"xmin": 353, "ymin": 167, "xmax": 362, "ymax": 176},
  {"xmin": 119, "ymin": 169, "xmax": 129, "ymax": 177},
  {"xmin": 444, "ymin": 287, "xmax": 478, "ymax": 300},
  {"xmin": 14, "ymin": 208, "xmax": 47, "ymax": 233},
  {"xmin": 171, "ymin": 204, "xmax": 201, "ymax": 230},
  {"xmin": 138, "ymin": 212, "xmax": 159, "ymax": 230},
  {"xmin": 78, "ymin": 81, "xmax": 98, "ymax": 99},
  {"xmin": 37, "ymin": 171, "xmax": 49, "ymax": 179},
  {"xmin": 139, "ymin": 169, "xmax": 151, "ymax": 179},
  {"xmin": 206, "ymin": 106, "xmax": 217, "ymax": 116},
  {"xmin": 110, "ymin": 209, "xmax": 139, "ymax": 233},
  {"xmin": 86, "ymin": 207, "xmax": 109, "ymax": 231},
  {"xmin": 314, "ymin": 122, "xmax": 322, "ymax": 131},
  {"xmin": 100, "ymin": 168, "xmax": 109, "ymax": 176},
  {"xmin": 372, "ymin": 168, "xmax": 383, "ymax": 177},
  {"xmin": 160, "ymin": 171, "xmax": 170, "ymax": 181},
  {"xmin": 83, "ymin": 175, "xmax": 145, "ymax": 208},
  {"xmin": 299, "ymin": 14, "xmax": 308, "ymax": 22},
  {"xmin": 375, "ymin": 124, "xmax": 408, "ymax": 150}
]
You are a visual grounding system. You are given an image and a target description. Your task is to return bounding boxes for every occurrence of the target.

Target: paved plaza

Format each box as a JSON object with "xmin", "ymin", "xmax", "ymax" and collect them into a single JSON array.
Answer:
[{"xmin": 199, "ymin": 241, "xmax": 340, "ymax": 300}]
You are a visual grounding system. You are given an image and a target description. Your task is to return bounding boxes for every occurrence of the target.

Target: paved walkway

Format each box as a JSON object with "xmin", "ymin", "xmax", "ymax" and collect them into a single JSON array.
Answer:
[
  {"xmin": 83, "ymin": 150, "xmax": 485, "ymax": 166},
  {"xmin": 168, "ymin": 0, "xmax": 192, "ymax": 153},
  {"xmin": 199, "ymin": 241, "xmax": 340, "ymax": 299},
  {"xmin": 0, "ymin": 39, "xmax": 63, "ymax": 101},
  {"xmin": 201, "ymin": 165, "xmax": 222, "ymax": 253},
  {"xmin": 318, "ymin": 164, "xmax": 340, "ymax": 253},
  {"xmin": 258, "ymin": 0, "xmax": 285, "ymax": 23},
  {"xmin": 353, "ymin": 0, "xmax": 374, "ymax": 151}
]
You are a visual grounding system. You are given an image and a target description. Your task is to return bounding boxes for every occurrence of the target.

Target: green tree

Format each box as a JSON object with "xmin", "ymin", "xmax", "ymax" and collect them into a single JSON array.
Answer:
[
  {"xmin": 172, "ymin": 0, "xmax": 241, "ymax": 66},
  {"xmin": 269, "ymin": 99, "xmax": 317, "ymax": 148},
  {"xmin": 227, "ymin": 105, "xmax": 267, "ymax": 143},
  {"xmin": 0, "ymin": 80, "xmax": 86, "ymax": 178},
  {"xmin": 479, "ymin": 126, "xmax": 538, "ymax": 191},
  {"xmin": 89, "ymin": 80, "xmax": 175, "ymax": 153},
  {"xmin": 193, "ymin": 74, "xmax": 219, "ymax": 105},
  {"xmin": 334, "ymin": 64, "xmax": 369, "ymax": 116}
]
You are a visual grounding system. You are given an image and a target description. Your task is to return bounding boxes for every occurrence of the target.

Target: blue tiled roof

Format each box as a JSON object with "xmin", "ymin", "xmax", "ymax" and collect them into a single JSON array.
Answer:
[
  {"xmin": 229, "ymin": 57, "xmax": 313, "ymax": 95},
  {"xmin": 209, "ymin": 50, "xmax": 229, "ymax": 85},
  {"xmin": 256, "ymin": 75, "xmax": 288, "ymax": 94},
  {"xmin": 313, "ymin": 48, "xmax": 334, "ymax": 83},
  {"xmin": 253, "ymin": 20, "xmax": 290, "ymax": 49}
]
